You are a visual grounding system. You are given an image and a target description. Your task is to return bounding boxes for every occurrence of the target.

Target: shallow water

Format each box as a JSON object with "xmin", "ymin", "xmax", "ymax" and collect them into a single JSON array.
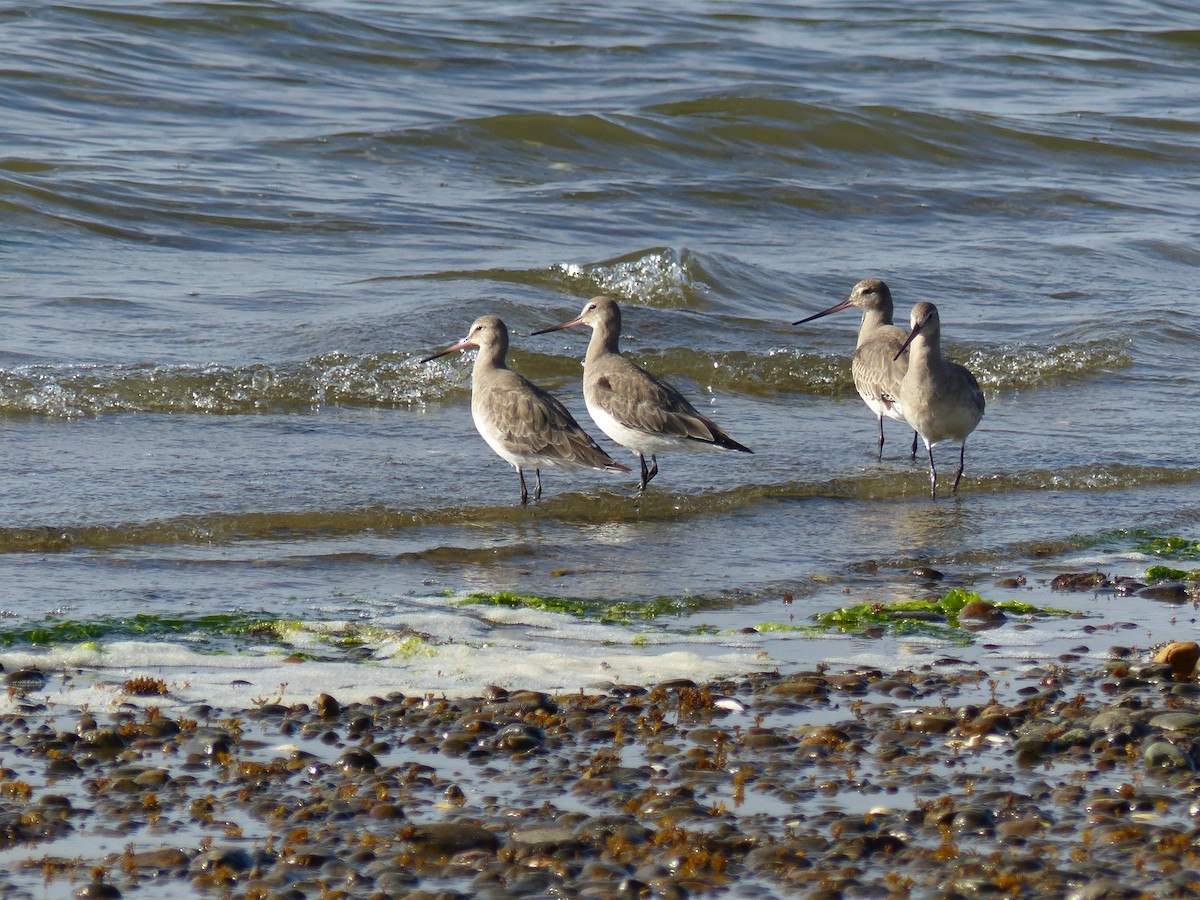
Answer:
[{"xmin": 0, "ymin": 1, "xmax": 1198, "ymax": 699}]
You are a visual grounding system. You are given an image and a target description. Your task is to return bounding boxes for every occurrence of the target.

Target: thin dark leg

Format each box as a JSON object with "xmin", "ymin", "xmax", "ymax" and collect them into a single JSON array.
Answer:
[
  {"xmin": 877, "ymin": 416, "xmax": 885, "ymax": 461},
  {"xmin": 910, "ymin": 430, "xmax": 919, "ymax": 460},
  {"xmin": 927, "ymin": 443, "xmax": 938, "ymax": 501},
  {"xmin": 517, "ymin": 467, "xmax": 529, "ymax": 505},
  {"xmin": 646, "ymin": 454, "xmax": 659, "ymax": 484},
  {"xmin": 637, "ymin": 454, "xmax": 650, "ymax": 493},
  {"xmin": 952, "ymin": 444, "xmax": 966, "ymax": 494},
  {"xmin": 534, "ymin": 468, "xmax": 543, "ymax": 501}
]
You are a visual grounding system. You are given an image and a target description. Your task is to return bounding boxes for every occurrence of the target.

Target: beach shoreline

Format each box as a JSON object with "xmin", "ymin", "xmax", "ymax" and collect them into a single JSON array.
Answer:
[{"xmin": 0, "ymin": 639, "xmax": 1197, "ymax": 899}]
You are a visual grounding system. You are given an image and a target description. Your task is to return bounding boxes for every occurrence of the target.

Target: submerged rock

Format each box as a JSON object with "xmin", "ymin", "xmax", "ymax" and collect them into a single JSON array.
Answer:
[{"xmin": 1050, "ymin": 572, "xmax": 1109, "ymax": 591}]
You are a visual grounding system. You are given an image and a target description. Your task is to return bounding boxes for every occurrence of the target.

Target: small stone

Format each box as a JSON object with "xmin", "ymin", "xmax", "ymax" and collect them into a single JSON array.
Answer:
[
  {"xmin": 959, "ymin": 601, "xmax": 1006, "ymax": 630},
  {"xmin": 336, "ymin": 747, "xmax": 379, "ymax": 773},
  {"xmin": 1140, "ymin": 584, "xmax": 1191, "ymax": 602},
  {"xmin": 511, "ymin": 825, "xmax": 575, "ymax": 846},
  {"xmin": 75, "ymin": 883, "xmax": 121, "ymax": 899},
  {"xmin": 125, "ymin": 847, "xmax": 191, "ymax": 872},
  {"xmin": 369, "ymin": 802, "xmax": 405, "ymax": 820},
  {"xmin": 78, "ymin": 728, "xmax": 129, "ymax": 754},
  {"xmin": 904, "ymin": 714, "xmax": 955, "ymax": 734},
  {"xmin": 1089, "ymin": 708, "xmax": 1138, "ymax": 735},
  {"xmin": 192, "ymin": 847, "xmax": 255, "ymax": 873},
  {"xmin": 46, "ymin": 758, "xmax": 83, "ymax": 777},
  {"xmin": 1143, "ymin": 741, "xmax": 1194, "ymax": 771},
  {"xmin": 491, "ymin": 723, "xmax": 545, "ymax": 754},
  {"xmin": 315, "ymin": 693, "xmax": 341, "ymax": 719},
  {"xmin": 405, "ymin": 822, "xmax": 500, "ymax": 855},
  {"xmin": 5, "ymin": 668, "xmax": 47, "ymax": 692},
  {"xmin": 1150, "ymin": 711, "xmax": 1200, "ymax": 731}
]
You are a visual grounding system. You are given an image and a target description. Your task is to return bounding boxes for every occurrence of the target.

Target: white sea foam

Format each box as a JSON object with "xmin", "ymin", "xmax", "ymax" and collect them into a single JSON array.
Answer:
[{"xmin": 0, "ymin": 622, "xmax": 771, "ymax": 714}]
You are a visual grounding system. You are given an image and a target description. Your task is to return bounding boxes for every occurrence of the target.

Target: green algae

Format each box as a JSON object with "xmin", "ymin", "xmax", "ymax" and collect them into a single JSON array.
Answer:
[
  {"xmin": 1133, "ymin": 534, "xmax": 1200, "ymax": 560},
  {"xmin": 0, "ymin": 612, "xmax": 297, "ymax": 648},
  {"xmin": 457, "ymin": 591, "xmax": 705, "ymax": 624},
  {"xmin": 808, "ymin": 589, "xmax": 1073, "ymax": 643},
  {"xmin": 390, "ymin": 635, "xmax": 437, "ymax": 660},
  {"xmin": 1145, "ymin": 565, "xmax": 1200, "ymax": 583}
]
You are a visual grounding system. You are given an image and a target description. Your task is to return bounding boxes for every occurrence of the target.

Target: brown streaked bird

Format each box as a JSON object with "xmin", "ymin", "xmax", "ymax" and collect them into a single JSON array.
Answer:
[
  {"xmin": 893, "ymin": 302, "xmax": 985, "ymax": 500},
  {"xmin": 793, "ymin": 278, "xmax": 919, "ymax": 460},
  {"xmin": 420, "ymin": 315, "xmax": 630, "ymax": 504},
  {"xmin": 531, "ymin": 296, "xmax": 752, "ymax": 493}
]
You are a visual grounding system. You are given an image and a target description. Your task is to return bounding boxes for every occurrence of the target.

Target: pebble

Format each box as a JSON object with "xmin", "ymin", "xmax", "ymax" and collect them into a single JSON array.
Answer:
[
  {"xmin": 5, "ymin": 668, "xmax": 47, "ymax": 692},
  {"xmin": 0, "ymin": 650, "xmax": 1196, "ymax": 897}
]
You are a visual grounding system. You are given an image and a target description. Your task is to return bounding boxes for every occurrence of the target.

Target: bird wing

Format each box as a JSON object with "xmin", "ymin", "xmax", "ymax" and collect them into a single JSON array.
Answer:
[
  {"xmin": 953, "ymin": 362, "xmax": 986, "ymax": 419},
  {"xmin": 590, "ymin": 357, "xmax": 722, "ymax": 443},
  {"xmin": 852, "ymin": 330, "xmax": 908, "ymax": 413},
  {"xmin": 480, "ymin": 371, "xmax": 626, "ymax": 470}
]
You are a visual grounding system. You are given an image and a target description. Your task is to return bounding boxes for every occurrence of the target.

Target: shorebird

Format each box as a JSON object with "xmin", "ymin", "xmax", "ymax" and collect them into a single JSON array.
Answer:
[
  {"xmin": 531, "ymin": 296, "xmax": 752, "ymax": 493},
  {"xmin": 793, "ymin": 278, "xmax": 918, "ymax": 460},
  {"xmin": 893, "ymin": 302, "xmax": 985, "ymax": 500},
  {"xmin": 421, "ymin": 316, "xmax": 629, "ymax": 504}
]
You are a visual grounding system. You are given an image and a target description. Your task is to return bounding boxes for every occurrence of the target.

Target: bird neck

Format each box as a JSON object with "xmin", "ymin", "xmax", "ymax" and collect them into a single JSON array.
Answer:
[
  {"xmin": 585, "ymin": 319, "xmax": 621, "ymax": 363},
  {"xmin": 857, "ymin": 308, "xmax": 893, "ymax": 345},
  {"xmin": 906, "ymin": 331, "xmax": 941, "ymax": 371},
  {"xmin": 472, "ymin": 342, "xmax": 507, "ymax": 374}
]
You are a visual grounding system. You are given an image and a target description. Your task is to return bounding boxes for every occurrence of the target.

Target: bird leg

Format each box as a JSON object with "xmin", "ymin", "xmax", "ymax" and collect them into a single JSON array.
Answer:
[
  {"xmin": 517, "ymin": 468, "xmax": 529, "ymax": 505},
  {"xmin": 637, "ymin": 454, "xmax": 660, "ymax": 493},
  {"xmin": 534, "ymin": 468, "xmax": 543, "ymax": 501},
  {"xmin": 876, "ymin": 416, "xmax": 885, "ymax": 461},
  {"xmin": 910, "ymin": 430, "xmax": 919, "ymax": 460},
  {"xmin": 927, "ymin": 443, "xmax": 938, "ymax": 501},
  {"xmin": 952, "ymin": 445, "xmax": 966, "ymax": 495}
]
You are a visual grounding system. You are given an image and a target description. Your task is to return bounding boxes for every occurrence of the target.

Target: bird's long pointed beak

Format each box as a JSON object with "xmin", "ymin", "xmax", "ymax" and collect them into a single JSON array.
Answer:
[
  {"xmin": 420, "ymin": 336, "xmax": 473, "ymax": 363},
  {"xmin": 893, "ymin": 322, "xmax": 921, "ymax": 361},
  {"xmin": 792, "ymin": 297, "xmax": 854, "ymax": 326},
  {"xmin": 529, "ymin": 316, "xmax": 585, "ymax": 336}
]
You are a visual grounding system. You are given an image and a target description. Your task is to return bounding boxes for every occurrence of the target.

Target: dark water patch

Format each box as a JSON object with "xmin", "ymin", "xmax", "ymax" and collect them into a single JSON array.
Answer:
[
  {"xmin": 854, "ymin": 522, "xmax": 1200, "ymax": 577},
  {"xmin": 0, "ymin": 168, "xmax": 380, "ymax": 246},
  {"xmin": 397, "ymin": 545, "xmax": 535, "ymax": 567},
  {"xmin": 1155, "ymin": 28, "xmax": 1200, "ymax": 48},
  {"xmin": 4, "ymin": 465, "xmax": 1200, "ymax": 554},
  {"xmin": 318, "ymin": 97, "xmax": 1193, "ymax": 207}
]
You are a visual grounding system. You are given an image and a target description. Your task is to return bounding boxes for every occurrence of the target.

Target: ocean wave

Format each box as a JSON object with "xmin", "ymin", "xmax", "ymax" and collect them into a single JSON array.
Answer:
[
  {"xmin": 0, "ymin": 327, "xmax": 1130, "ymax": 418},
  {"xmin": 0, "ymin": 355, "xmax": 442, "ymax": 417},
  {"xmin": 570, "ymin": 336, "xmax": 1131, "ymax": 399},
  {"xmin": 369, "ymin": 247, "xmax": 712, "ymax": 309},
  {"xmin": 325, "ymin": 98, "xmax": 1190, "ymax": 180}
]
